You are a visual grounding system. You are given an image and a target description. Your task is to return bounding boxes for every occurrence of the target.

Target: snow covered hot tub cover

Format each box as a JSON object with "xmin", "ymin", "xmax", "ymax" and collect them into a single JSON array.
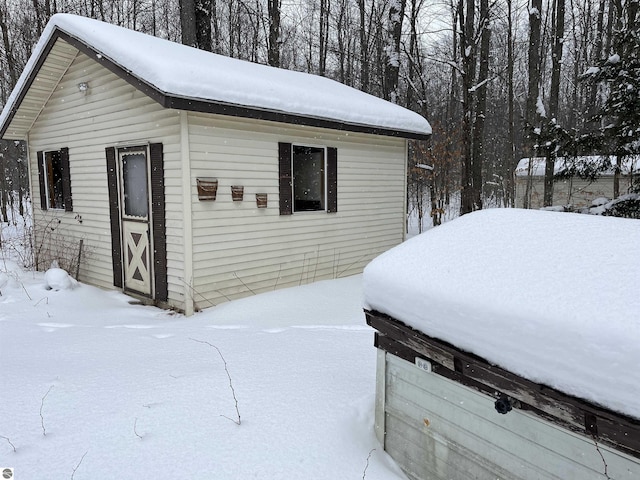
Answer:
[{"xmin": 363, "ymin": 208, "xmax": 640, "ymax": 420}]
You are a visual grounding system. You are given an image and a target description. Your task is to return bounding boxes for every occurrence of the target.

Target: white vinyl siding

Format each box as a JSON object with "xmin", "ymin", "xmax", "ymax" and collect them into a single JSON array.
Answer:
[
  {"xmin": 187, "ymin": 112, "xmax": 406, "ymax": 308},
  {"xmin": 27, "ymin": 43, "xmax": 185, "ymax": 309},
  {"xmin": 515, "ymin": 175, "xmax": 637, "ymax": 209},
  {"xmin": 378, "ymin": 351, "xmax": 640, "ymax": 480}
]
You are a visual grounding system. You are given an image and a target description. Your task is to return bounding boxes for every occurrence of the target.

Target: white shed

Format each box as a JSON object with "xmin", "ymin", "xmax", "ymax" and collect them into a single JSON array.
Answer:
[
  {"xmin": 515, "ymin": 156, "xmax": 639, "ymax": 209},
  {"xmin": 0, "ymin": 14, "xmax": 431, "ymax": 315},
  {"xmin": 363, "ymin": 208, "xmax": 640, "ymax": 480}
]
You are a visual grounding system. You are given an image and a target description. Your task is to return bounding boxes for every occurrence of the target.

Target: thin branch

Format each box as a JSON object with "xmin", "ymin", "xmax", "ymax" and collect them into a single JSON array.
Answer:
[
  {"xmin": 20, "ymin": 281, "xmax": 32, "ymax": 300},
  {"xmin": 591, "ymin": 434, "xmax": 611, "ymax": 480},
  {"xmin": 424, "ymin": 54, "xmax": 465, "ymax": 75},
  {"xmin": 468, "ymin": 65, "xmax": 510, "ymax": 93},
  {"xmin": 273, "ymin": 264, "xmax": 282, "ymax": 291},
  {"xmin": 40, "ymin": 385, "xmax": 54, "ymax": 436},
  {"xmin": 134, "ymin": 418, "xmax": 143, "ymax": 439},
  {"xmin": 362, "ymin": 448, "xmax": 376, "ymax": 479},
  {"xmin": 177, "ymin": 277, "xmax": 219, "ymax": 306},
  {"xmin": 0, "ymin": 435, "xmax": 16, "ymax": 452},
  {"xmin": 71, "ymin": 451, "xmax": 88, "ymax": 480},
  {"xmin": 34, "ymin": 296, "xmax": 49, "ymax": 307},
  {"xmin": 232, "ymin": 272, "xmax": 256, "ymax": 295},
  {"xmin": 190, "ymin": 338, "xmax": 241, "ymax": 425},
  {"xmin": 336, "ymin": 253, "xmax": 369, "ymax": 278}
]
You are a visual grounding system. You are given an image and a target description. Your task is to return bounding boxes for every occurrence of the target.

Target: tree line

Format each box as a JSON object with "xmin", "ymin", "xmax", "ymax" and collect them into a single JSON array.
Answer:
[{"xmin": 0, "ymin": 0, "xmax": 638, "ymax": 226}]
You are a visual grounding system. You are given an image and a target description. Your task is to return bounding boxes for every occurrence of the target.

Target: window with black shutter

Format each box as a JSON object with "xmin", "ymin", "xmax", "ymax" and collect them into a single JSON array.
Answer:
[
  {"xmin": 37, "ymin": 148, "xmax": 72, "ymax": 211},
  {"xmin": 278, "ymin": 142, "xmax": 337, "ymax": 215}
]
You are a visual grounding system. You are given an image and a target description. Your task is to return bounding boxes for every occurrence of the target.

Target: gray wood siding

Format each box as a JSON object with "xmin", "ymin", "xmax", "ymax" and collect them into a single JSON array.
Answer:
[
  {"xmin": 187, "ymin": 113, "xmax": 406, "ymax": 308},
  {"xmin": 379, "ymin": 352, "xmax": 640, "ymax": 480},
  {"xmin": 27, "ymin": 46, "xmax": 185, "ymax": 309}
]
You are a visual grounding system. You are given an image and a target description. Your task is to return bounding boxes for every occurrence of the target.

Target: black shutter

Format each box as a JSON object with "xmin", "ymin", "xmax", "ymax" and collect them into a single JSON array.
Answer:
[
  {"xmin": 36, "ymin": 151, "xmax": 47, "ymax": 210},
  {"xmin": 149, "ymin": 142, "xmax": 168, "ymax": 303},
  {"xmin": 105, "ymin": 147, "xmax": 123, "ymax": 288},
  {"xmin": 278, "ymin": 142, "xmax": 293, "ymax": 215},
  {"xmin": 326, "ymin": 147, "xmax": 338, "ymax": 213},
  {"xmin": 60, "ymin": 147, "xmax": 72, "ymax": 212}
]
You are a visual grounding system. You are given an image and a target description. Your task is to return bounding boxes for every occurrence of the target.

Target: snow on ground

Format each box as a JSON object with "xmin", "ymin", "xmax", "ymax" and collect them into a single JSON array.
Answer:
[
  {"xmin": 364, "ymin": 208, "xmax": 640, "ymax": 419},
  {"xmin": 0, "ymin": 266, "xmax": 405, "ymax": 479}
]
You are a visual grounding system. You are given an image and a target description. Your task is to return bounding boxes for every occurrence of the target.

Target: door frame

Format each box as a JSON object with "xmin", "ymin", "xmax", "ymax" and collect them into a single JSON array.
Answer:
[
  {"xmin": 117, "ymin": 145, "xmax": 154, "ymax": 297},
  {"xmin": 106, "ymin": 143, "xmax": 167, "ymax": 303}
]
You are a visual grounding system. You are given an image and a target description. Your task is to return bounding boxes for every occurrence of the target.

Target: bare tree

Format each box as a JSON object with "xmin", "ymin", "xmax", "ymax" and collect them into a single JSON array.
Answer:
[
  {"xmin": 523, "ymin": 0, "xmax": 543, "ymax": 209},
  {"xmin": 334, "ymin": 0, "xmax": 356, "ymax": 85},
  {"xmin": 471, "ymin": 0, "xmax": 491, "ymax": 210},
  {"xmin": 505, "ymin": 0, "xmax": 517, "ymax": 206},
  {"xmin": 542, "ymin": 0, "xmax": 565, "ymax": 206},
  {"xmin": 180, "ymin": 0, "xmax": 212, "ymax": 51},
  {"xmin": 179, "ymin": 0, "xmax": 197, "ymax": 47},
  {"xmin": 459, "ymin": 0, "xmax": 478, "ymax": 214},
  {"xmin": 267, "ymin": 0, "xmax": 280, "ymax": 67},
  {"xmin": 318, "ymin": 0, "xmax": 330, "ymax": 75},
  {"xmin": 384, "ymin": 0, "xmax": 406, "ymax": 102}
]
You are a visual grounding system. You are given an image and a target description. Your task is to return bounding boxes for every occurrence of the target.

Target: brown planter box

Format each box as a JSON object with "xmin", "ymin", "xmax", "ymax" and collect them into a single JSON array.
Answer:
[
  {"xmin": 256, "ymin": 193, "xmax": 268, "ymax": 208},
  {"xmin": 231, "ymin": 185, "xmax": 244, "ymax": 201},
  {"xmin": 196, "ymin": 177, "xmax": 218, "ymax": 200}
]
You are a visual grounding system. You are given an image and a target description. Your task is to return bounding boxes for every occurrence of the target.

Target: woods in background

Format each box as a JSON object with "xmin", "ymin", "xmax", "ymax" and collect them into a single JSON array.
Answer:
[{"xmin": 0, "ymin": 0, "xmax": 638, "ymax": 225}]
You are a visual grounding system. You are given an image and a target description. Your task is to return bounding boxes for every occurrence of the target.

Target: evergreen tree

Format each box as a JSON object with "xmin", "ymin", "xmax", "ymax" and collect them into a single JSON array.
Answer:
[{"xmin": 582, "ymin": 0, "xmax": 640, "ymax": 194}]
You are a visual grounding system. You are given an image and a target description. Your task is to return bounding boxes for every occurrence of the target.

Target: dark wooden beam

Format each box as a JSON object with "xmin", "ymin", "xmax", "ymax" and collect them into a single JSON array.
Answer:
[{"xmin": 366, "ymin": 309, "xmax": 640, "ymax": 460}]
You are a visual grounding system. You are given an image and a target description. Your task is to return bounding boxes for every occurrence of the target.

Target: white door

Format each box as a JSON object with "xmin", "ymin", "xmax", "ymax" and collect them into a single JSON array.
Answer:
[{"xmin": 119, "ymin": 148, "xmax": 152, "ymax": 296}]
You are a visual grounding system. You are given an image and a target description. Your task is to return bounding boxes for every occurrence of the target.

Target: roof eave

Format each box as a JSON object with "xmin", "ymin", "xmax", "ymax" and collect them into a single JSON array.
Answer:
[
  {"xmin": 1, "ymin": 26, "xmax": 431, "ymax": 142},
  {"xmin": 0, "ymin": 29, "xmax": 65, "ymax": 139},
  {"xmin": 164, "ymin": 94, "xmax": 431, "ymax": 140}
]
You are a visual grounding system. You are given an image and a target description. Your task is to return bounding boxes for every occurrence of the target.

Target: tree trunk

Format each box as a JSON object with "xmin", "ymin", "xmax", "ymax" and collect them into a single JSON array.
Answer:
[
  {"xmin": 543, "ymin": 0, "xmax": 565, "ymax": 207},
  {"xmin": 267, "ymin": 0, "xmax": 281, "ymax": 67},
  {"xmin": 319, "ymin": 0, "xmax": 330, "ymax": 75},
  {"xmin": 506, "ymin": 0, "xmax": 516, "ymax": 207},
  {"xmin": 526, "ymin": 0, "xmax": 542, "ymax": 127},
  {"xmin": 459, "ymin": 0, "xmax": 476, "ymax": 215},
  {"xmin": 587, "ymin": 0, "xmax": 607, "ymax": 119},
  {"xmin": 384, "ymin": 0, "xmax": 406, "ymax": 103},
  {"xmin": 524, "ymin": 0, "xmax": 542, "ymax": 209},
  {"xmin": 448, "ymin": 0, "xmax": 459, "ymax": 121},
  {"xmin": 211, "ymin": 0, "xmax": 220, "ymax": 53},
  {"xmin": 0, "ymin": 7, "xmax": 17, "ymax": 86},
  {"xmin": 357, "ymin": 0, "xmax": 370, "ymax": 92},
  {"xmin": 0, "ymin": 152, "xmax": 7, "ymax": 223},
  {"xmin": 614, "ymin": 154, "xmax": 621, "ymax": 198},
  {"xmin": 195, "ymin": 0, "xmax": 213, "ymax": 51},
  {"xmin": 180, "ymin": 0, "xmax": 197, "ymax": 47},
  {"xmin": 471, "ymin": 0, "xmax": 490, "ymax": 211}
]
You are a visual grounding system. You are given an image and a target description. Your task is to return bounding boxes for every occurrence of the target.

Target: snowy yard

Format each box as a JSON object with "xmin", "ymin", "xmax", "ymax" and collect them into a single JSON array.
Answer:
[{"xmin": 0, "ymin": 264, "xmax": 405, "ymax": 479}]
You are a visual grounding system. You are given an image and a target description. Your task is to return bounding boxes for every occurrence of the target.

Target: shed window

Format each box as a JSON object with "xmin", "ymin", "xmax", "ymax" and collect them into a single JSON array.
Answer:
[
  {"xmin": 37, "ymin": 148, "xmax": 72, "ymax": 211},
  {"xmin": 278, "ymin": 142, "xmax": 337, "ymax": 215},
  {"xmin": 293, "ymin": 146, "xmax": 325, "ymax": 211}
]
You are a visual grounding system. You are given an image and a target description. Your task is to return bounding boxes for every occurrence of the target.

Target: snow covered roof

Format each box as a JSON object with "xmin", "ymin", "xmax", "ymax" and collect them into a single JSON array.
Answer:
[
  {"xmin": 0, "ymin": 14, "xmax": 431, "ymax": 140},
  {"xmin": 516, "ymin": 155, "xmax": 640, "ymax": 177},
  {"xmin": 363, "ymin": 208, "xmax": 640, "ymax": 419}
]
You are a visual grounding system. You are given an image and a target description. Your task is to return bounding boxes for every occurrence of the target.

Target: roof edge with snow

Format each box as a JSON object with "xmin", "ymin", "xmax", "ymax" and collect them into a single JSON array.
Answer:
[{"xmin": 0, "ymin": 15, "xmax": 432, "ymax": 141}]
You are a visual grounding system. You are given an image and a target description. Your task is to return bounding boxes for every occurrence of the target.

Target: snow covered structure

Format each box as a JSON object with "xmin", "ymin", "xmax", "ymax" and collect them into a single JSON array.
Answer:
[
  {"xmin": 515, "ymin": 156, "xmax": 639, "ymax": 209},
  {"xmin": 363, "ymin": 209, "xmax": 640, "ymax": 480},
  {"xmin": 0, "ymin": 14, "xmax": 431, "ymax": 315}
]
